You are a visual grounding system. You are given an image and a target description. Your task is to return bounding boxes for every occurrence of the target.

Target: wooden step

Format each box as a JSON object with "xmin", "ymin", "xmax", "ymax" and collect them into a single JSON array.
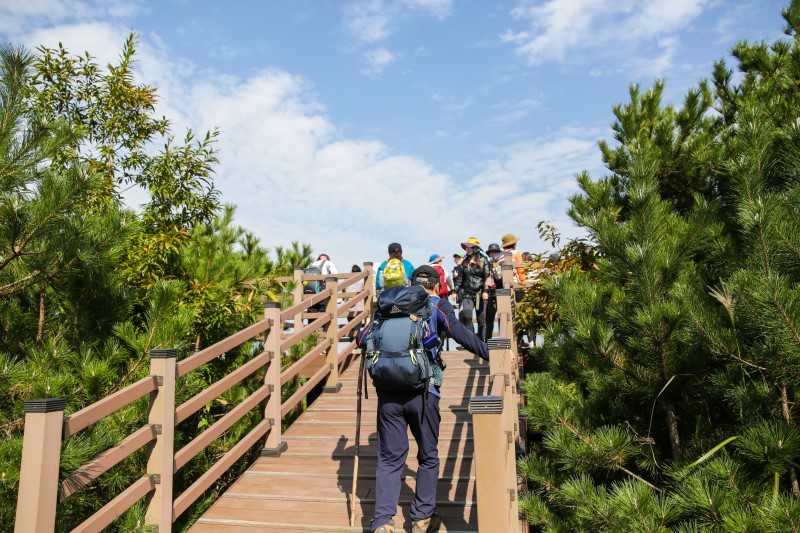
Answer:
[
  {"xmin": 229, "ymin": 474, "xmax": 477, "ymax": 502},
  {"xmin": 193, "ymin": 497, "xmax": 478, "ymax": 531},
  {"xmin": 284, "ymin": 423, "xmax": 474, "ymax": 440}
]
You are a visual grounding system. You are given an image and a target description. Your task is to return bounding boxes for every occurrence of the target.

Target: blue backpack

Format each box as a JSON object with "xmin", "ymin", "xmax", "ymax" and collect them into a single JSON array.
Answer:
[{"xmin": 365, "ymin": 286, "xmax": 436, "ymax": 392}]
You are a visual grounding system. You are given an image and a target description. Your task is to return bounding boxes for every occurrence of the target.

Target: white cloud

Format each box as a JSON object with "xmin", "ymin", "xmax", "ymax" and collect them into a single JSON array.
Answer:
[
  {"xmin": 361, "ymin": 47, "xmax": 397, "ymax": 75},
  {"xmin": 342, "ymin": 0, "xmax": 454, "ymax": 75},
  {"xmin": 3, "ymin": 17, "xmax": 603, "ymax": 268},
  {"xmin": 343, "ymin": 0, "xmax": 392, "ymax": 44},
  {"xmin": 503, "ymin": 0, "xmax": 709, "ymax": 77}
]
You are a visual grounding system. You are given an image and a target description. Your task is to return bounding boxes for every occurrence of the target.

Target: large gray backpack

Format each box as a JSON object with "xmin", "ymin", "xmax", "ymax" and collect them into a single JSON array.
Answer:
[{"xmin": 365, "ymin": 285, "xmax": 433, "ymax": 392}]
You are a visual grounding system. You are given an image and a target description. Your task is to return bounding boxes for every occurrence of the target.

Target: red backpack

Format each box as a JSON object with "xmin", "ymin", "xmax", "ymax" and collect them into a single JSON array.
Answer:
[{"xmin": 432, "ymin": 264, "xmax": 448, "ymax": 297}]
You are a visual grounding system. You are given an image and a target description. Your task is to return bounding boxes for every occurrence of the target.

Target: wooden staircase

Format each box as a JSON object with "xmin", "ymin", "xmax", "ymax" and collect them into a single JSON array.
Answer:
[{"xmin": 190, "ymin": 349, "xmax": 489, "ymax": 532}]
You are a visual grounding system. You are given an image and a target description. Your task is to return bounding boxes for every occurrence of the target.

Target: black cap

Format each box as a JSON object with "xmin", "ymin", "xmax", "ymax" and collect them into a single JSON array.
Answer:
[
  {"xmin": 388, "ymin": 242, "xmax": 402, "ymax": 253},
  {"xmin": 412, "ymin": 265, "xmax": 439, "ymax": 283}
]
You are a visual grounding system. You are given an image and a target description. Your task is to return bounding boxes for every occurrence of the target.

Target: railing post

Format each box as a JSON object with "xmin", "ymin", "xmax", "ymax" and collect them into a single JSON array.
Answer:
[
  {"xmin": 14, "ymin": 398, "xmax": 65, "ymax": 533},
  {"xmin": 262, "ymin": 302, "xmax": 287, "ymax": 456},
  {"xmin": 293, "ymin": 266, "xmax": 304, "ymax": 330},
  {"xmin": 486, "ymin": 338, "xmax": 520, "ymax": 521},
  {"xmin": 469, "ymin": 382, "xmax": 514, "ymax": 532},
  {"xmin": 323, "ymin": 276, "xmax": 341, "ymax": 393},
  {"xmin": 145, "ymin": 348, "xmax": 177, "ymax": 531}
]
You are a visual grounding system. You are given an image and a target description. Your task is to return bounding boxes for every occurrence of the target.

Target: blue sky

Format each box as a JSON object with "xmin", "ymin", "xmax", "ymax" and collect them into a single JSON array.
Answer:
[{"xmin": 0, "ymin": 0, "xmax": 788, "ymax": 270}]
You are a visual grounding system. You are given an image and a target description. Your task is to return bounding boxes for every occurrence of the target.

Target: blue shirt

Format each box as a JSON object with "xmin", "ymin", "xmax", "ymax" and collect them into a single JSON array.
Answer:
[{"xmin": 375, "ymin": 258, "xmax": 415, "ymax": 289}]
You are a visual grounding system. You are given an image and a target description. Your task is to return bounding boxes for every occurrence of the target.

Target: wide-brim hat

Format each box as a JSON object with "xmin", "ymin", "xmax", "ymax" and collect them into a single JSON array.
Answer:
[
  {"xmin": 461, "ymin": 237, "xmax": 480, "ymax": 250},
  {"xmin": 487, "ymin": 243, "xmax": 501, "ymax": 253},
  {"xmin": 501, "ymin": 233, "xmax": 519, "ymax": 248},
  {"xmin": 429, "ymin": 254, "xmax": 444, "ymax": 263}
]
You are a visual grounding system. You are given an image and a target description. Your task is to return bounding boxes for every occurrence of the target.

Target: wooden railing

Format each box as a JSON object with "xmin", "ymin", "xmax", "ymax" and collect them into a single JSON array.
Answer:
[
  {"xmin": 469, "ymin": 260, "xmax": 525, "ymax": 532},
  {"xmin": 14, "ymin": 263, "xmax": 374, "ymax": 533}
]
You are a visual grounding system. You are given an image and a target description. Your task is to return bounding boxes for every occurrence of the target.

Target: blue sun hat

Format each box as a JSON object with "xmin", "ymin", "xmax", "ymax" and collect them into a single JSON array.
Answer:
[{"xmin": 429, "ymin": 254, "xmax": 444, "ymax": 263}]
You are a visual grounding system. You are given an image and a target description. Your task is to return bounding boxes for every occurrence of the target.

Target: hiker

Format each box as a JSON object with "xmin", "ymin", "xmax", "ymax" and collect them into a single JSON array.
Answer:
[
  {"xmin": 357, "ymin": 265, "xmax": 488, "ymax": 533},
  {"xmin": 311, "ymin": 253, "xmax": 337, "ymax": 275},
  {"xmin": 453, "ymin": 237, "xmax": 490, "ymax": 342},
  {"xmin": 501, "ymin": 233, "xmax": 525, "ymax": 282},
  {"xmin": 426, "ymin": 254, "xmax": 454, "ymax": 300},
  {"xmin": 351, "ymin": 264, "xmax": 365, "ymax": 314},
  {"xmin": 375, "ymin": 242, "xmax": 414, "ymax": 290},
  {"xmin": 483, "ymin": 242, "xmax": 504, "ymax": 341},
  {"xmin": 451, "ymin": 252, "xmax": 464, "ymax": 305}
]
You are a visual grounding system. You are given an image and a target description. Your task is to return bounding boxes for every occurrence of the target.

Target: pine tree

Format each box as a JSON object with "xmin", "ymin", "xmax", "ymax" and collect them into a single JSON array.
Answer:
[{"xmin": 519, "ymin": 2, "xmax": 800, "ymax": 529}]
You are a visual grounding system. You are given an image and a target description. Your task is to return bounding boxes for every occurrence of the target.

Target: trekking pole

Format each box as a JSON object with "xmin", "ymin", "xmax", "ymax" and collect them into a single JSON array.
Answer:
[{"xmin": 349, "ymin": 349, "xmax": 366, "ymax": 527}]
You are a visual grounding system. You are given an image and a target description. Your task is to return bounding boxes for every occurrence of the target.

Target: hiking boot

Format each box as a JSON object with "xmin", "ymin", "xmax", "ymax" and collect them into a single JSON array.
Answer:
[
  {"xmin": 411, "ymin": 512, "xmax": 441, "ymax": 533},
  {"xmin": 373, "ymin": 521, "xmax": 395, "ymax": 533}
]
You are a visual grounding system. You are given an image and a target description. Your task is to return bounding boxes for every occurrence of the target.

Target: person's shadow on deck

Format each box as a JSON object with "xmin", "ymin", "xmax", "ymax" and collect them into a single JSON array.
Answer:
[{"xmin": 332, "ymin": 409, "xmax": 476, "ymax": 530}]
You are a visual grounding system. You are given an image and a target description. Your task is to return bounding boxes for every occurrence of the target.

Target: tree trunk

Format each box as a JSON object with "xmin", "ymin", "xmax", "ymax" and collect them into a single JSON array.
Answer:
[
  {"xmin": 36, "ymin": 287, "xmax": 45, "ymax": 342},
  {"xmin": 780, "ymin": 383, "xmax": 800, "ymax": 498},
  {"xmin": 665, "ymin": 402, "xmax": 682, "ymax": 462}
]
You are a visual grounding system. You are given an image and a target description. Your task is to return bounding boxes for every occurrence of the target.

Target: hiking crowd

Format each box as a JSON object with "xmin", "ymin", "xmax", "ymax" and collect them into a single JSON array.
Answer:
[
  {"xmin": 372, "ymin": 235, "xmax": 527, "ymax": 344},
  {"xmin": 361, "ymin": 235, "xmax": 526, "ymax": 533},
  {"xmin": 300, "ymin": 236, "xmax": 529, "ymax": 533}
]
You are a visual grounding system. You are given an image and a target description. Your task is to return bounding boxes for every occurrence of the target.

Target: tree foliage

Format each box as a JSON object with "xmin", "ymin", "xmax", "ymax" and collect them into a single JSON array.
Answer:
[
  {"xmin": 519, "ymin": 2, "xmax": 800, "ymax": 530},
  {"xmin": 0, "ymin": 37, "xmax": 313, "ymax": 531}
]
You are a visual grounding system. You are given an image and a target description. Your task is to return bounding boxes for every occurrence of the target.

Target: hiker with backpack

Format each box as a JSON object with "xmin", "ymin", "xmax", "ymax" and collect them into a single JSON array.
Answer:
[
  {"xmin": 501, "ymin": 233, "xmax": 525, "ymax": 283},
  {"xmin": 426, "ymin": 254, "xmax": 453, "ymax": 300},
  {"xmin": 375, "ymin": 242, "xmax": 414, "ymax": 290},
  {"xmin": 303, "ymin": 254, "xmax": 337, "ymax": 312},
  {"xmin": 357, "ymin": 265, "xmax": 488, "ymax": 533},
  {"xmin": 453, "ymin": 237, "xmax": 491, "ymax": 342}
]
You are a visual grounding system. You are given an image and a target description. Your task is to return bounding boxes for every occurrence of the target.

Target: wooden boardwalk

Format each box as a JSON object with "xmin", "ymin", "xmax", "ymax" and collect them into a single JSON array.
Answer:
[{"xmin": 191, "ymin": 349, "xmax": 490, "ymax": 532}]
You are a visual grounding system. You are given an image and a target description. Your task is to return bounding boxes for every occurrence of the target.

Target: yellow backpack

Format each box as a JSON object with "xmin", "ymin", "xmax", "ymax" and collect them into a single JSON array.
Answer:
[{"xmin": 382, "ymin": 258, "xmax": 407, "ymax": 288}]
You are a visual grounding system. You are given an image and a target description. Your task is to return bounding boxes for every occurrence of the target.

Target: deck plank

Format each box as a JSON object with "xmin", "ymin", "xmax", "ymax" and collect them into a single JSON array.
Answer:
[{"xmin": 189, "ymin": 350, "xmax": 485, "ymax": 532}]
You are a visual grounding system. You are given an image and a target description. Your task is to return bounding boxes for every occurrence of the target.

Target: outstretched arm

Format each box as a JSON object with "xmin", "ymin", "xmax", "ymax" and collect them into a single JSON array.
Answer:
[{"xmin": 434, "ymin": 298, "xmax": 488, "ymax": 360}]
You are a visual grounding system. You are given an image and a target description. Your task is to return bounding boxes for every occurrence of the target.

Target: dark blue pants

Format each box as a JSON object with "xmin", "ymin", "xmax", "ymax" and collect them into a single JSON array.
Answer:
[{"xmin": 370, "ymin": 390, "xmax": 440, "ymax": 530}]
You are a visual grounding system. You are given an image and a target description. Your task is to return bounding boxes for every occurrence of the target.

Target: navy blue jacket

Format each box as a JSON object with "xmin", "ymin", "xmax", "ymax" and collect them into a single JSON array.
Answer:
[{"xmin": 357, "ymin": 292, "xmax": 489, "ymax": 390}]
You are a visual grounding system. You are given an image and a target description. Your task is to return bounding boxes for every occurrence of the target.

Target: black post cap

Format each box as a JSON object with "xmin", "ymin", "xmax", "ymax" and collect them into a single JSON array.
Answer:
[
  {"xmin": 495, "ymin": 289, "xmax": 512, "ymax": 296},
  {"xmin": 24, "ymin": 398, "xmax": 66, "ymax": 413},
  {"xmin": 149, "ymin": 348, "xmax": 177, "ymax": 359},
  {"xmin": 487, "ymin": 338, "xmax": 512, "ymax": 350},
  {"xmin": 263, "ymin": 302, "xmax": 280, "ymax": 308},
  {"xmin": 501, "ymin": 264, "xmax": 513, "ymax": 271},
  {"xmin": 363, "ymin": 261, "xmax": 373, "ymax": 266}
]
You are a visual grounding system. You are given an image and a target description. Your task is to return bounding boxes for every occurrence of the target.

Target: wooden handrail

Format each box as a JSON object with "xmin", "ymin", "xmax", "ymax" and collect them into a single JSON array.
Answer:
[
  {"xmin": 279, "ymin": 288, "xmax": 332, "ymax": 322},
  {"xmin": 337, "ymin": 338, "xmax": 358, "ymax": 366},
  {"xmin": 280, "ymin": 312, "xmax": 331, "ymax": 352},
  {"xmin": 174, "ymin": 384, "xmax": 271, "ymax": 471},
  {"xmin": 281, "ymin": 338, "xmax": 331, "ymax": 385},
  {"xmin": 15, "ymin": 262, "xmax": 376, "ymax": 533},
  {"xmin": 281, "ymin": 364, "xmax": 330, "ymax": 418},
  {"xmin": 60, "ymin": 424, "xmax": 157, "ymax": 501},
  {"xmin": 336, "ymin": 269, "xmax": 368, "ymax": 291},
  {"xmin": 173, "ymin": 418, "xmax": 272, "ymax": 519},
  {"xmin": 470, "ymin": 277, "xmax": 524, "ymax": 531},
  {"xmin": 63, "ymin": 376, "xmax": 158, "ymax": 438},
  {"xmin": 175, "ymin": 350, "xmax": 270, "ymax": 425},
  {"xmin": 176, "ymin": 318, "xmax": 271, "ymax": 378},
  {"xmin": 340, "ymin": 307, "xmax": 369, "ymax": 339},
  {"xmin": 337, "ymin": 289, "xmax": 369, "ymax": 315},
  {"xmin": 70, "ymin": 475, "xmax": 155, "ymax": 533}
]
